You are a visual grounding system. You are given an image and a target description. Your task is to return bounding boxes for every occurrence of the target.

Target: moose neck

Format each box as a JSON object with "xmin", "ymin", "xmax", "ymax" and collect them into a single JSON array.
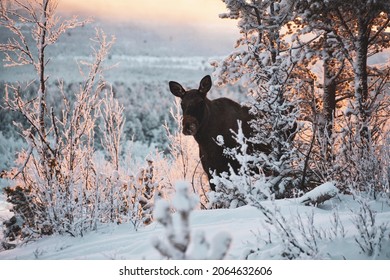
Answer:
[{"xmin": 193, "ymin": 98, "xmax": 213, "ymax": 145}]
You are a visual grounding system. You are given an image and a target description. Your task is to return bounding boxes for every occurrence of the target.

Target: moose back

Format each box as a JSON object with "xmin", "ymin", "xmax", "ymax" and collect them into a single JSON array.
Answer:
[{"xmin": 169, "ymin": 75, "xmax": 265, "ymax": 191}]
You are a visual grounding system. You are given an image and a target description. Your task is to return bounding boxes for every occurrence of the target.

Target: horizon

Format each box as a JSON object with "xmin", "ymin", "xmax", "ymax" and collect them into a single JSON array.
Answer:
[
  {"xmin": 58, "ymin": 0, "xmax": 237, "ymax": 30},
  {"xmin": 56, "ymin": 0, "xmax": 240, "ymax": 59}
]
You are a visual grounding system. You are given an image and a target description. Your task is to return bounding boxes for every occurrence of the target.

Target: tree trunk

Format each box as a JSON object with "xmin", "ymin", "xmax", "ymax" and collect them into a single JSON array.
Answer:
[
  {"xmin": 321, "ymin": 33, "xmax": 337, "ymax": 162},
  {"xmin": 38, "ymin": 0, "xmax": 49, "ymax": 142},
  {"xmin": 354, "ymin": 15, "xmax": 370, "ymax": 143},
  {"xmin": 322, "ymin": 48, "xmax": 337, "ymax": 136}
]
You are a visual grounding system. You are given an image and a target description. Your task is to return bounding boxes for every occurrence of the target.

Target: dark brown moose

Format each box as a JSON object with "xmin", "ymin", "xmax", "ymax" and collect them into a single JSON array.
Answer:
[{"xmin": 169, "ymin": 75, "xmax": 266, "ymax": 191}]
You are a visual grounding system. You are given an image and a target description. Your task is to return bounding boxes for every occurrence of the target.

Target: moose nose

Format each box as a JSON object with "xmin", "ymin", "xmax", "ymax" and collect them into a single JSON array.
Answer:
[
  {"xmin": 182, "ymin": 115, "xmax": 199, "ymax": 136},
  {"xmin": 183, "ymin": 123, "xmax": 197, "ymax": 135}
]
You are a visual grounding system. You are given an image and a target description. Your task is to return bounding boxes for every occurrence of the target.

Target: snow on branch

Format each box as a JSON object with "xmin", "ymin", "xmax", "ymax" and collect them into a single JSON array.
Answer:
[
  {"xmin": 296, "ymin": 182, "xmax": 339, "ymax": 206},
  {"xmin": 152, "ymin": 181, "xmax": 232, "ymax": 259}
]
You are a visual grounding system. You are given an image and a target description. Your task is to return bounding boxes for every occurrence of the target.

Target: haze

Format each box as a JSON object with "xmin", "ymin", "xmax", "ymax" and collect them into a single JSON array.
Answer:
[{"xmin": 58, "ymin": 0, "xmax": 236, "ymax": 29}]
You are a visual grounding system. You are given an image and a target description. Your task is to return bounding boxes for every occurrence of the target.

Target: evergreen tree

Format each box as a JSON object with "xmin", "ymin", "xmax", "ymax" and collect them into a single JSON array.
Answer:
[
  {"xmin": 213, "ymin": 0, "xmax": 301, "ymax": 199},
  {"xmin": 213, "ymin": 0, "xmax": 390, "ymax": 202}
]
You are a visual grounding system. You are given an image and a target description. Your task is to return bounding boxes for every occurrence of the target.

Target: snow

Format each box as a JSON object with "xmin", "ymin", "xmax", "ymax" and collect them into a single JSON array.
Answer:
[
  {"xmin": 154, "ymin": 200, "xmax": 170, "ymax": 223},
  {"xmin": 0, "ymin": 191, "xmax": 12, "ymax": 241},
  {"xmin": 296, "ymin": 182, "xmax": 339, "ymax": 205},
  {"xmin": 172, "ymin": 181, "xmax": 198, "ymax": 212},
  {"xmin": 1, "ymin": 190, "xmax": 389, "ymax": 260}
]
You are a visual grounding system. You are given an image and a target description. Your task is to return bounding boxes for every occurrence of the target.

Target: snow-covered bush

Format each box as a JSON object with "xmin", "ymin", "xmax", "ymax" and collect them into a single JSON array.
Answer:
[
  {"xmin": 0, "ymin": 0, "xmax": 207, "ymax": 241},
  {"xmin": 351, "ymin": 195, "xmax": 389, "ymax": 257},
  {"xmin": 336, "ymin": 120, "xmax": 390, "ymax": 198},
  {"xmin": 100, "ymin": 89, "xmax": 125, "ymax": 171},
  {"xmin": 125, "ymin": 158, "xmax": 162, "ymax": 228},
  {"xmin": 152, "ymin": 181, "xmax": 232, "ymax": 259},
  {"xmin": 245, "ymin": 183, "xmax": 334, "ymax": 259},
  {"xmin": 209, "ymin": 121, "xmax": 269, "ymax": 209},
  {"xmin": 0, "ymin": 1, "xmax": 162, "ymax": 240}
]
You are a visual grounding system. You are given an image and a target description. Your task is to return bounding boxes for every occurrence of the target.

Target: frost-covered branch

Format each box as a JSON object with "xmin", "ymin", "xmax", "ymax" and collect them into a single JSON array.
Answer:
[
  {"xmin": 0, "ymin": 1, "xmax": 127, "ymax": 239},
  {"xmin": 210, "ymin": 121, "xmax": 269, "ymax": 208},
  {"xmin": 152, "ymin": 181, "xmax": 232, "ymax": 259},
  {"xmin": 100, "ymin": 88, "xmax": 125, "ymax": 171},
  {"xmin": 352, "ymin": 196, "xmax": 389, "ymax": 258}
]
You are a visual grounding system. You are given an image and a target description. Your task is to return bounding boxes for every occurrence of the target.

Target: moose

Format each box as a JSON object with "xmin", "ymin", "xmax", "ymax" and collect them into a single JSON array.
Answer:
[{"xmin": 169, "ymin": 75, "xmax": 269, "ymax": 191}]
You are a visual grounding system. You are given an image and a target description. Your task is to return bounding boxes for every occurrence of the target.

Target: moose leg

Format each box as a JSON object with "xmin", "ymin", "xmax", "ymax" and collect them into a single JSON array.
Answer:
[
  {"xmin": 207, "ymin": 172, "xmax": 216, "ymax": 192},
  {"xmin": 199, "ymin": 153, "xmax": 217, "ymax": 192},
  {"xmin": 202, "ymin": 163, "xmax": 216, "ymax": 192}
]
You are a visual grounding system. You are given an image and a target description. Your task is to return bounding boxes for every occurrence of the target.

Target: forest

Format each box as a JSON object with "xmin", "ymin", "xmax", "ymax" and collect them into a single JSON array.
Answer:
[{"xmin": 0, "ymin": 0, "xmax": 389, "ymax": 260}]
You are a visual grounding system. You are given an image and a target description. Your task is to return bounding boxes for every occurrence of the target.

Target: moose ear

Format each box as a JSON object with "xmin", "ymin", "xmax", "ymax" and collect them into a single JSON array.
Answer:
[
  {"xmin": 169, "ymin": 81, "xmax": 186, "ymax": 98},
  {"xmin": 198, "ymin": 75, "xmax": 212, "ymax": 97}
]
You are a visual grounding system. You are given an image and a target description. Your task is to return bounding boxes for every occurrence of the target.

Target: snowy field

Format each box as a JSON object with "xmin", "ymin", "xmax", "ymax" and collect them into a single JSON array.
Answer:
[{"xmin": 1, "ymin": 182, "xmax": 389, "ymax": 260}]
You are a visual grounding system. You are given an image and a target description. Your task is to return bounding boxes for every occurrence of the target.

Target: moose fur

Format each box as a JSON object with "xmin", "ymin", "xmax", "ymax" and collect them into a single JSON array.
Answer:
[{"xmin": 169, "ymin": 75, "xmax": 268, "ymax": 191}]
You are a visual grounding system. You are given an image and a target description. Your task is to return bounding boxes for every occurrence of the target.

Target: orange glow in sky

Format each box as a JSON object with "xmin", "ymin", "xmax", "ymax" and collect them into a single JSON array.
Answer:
[{"xmin": 58, "ymin": 0, "xmax": 232, "ymax": 27}]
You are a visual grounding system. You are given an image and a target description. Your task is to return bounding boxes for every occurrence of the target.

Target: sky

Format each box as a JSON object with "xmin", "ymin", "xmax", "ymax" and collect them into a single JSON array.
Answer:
[
  {"xmin": 55, "ymin": 0, "xmax": 240, "ymax": 60},
  {"xmin": 58, "ymin": 0, "xmax": 237, "ymax": 29}
]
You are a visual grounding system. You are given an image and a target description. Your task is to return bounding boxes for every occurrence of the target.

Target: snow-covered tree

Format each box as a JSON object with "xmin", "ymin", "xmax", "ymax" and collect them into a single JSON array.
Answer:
[
  {"xmin": 213, "ymin": 0, "xmax": 302, "ymax": 201},
  {"xmin": 213, "ymin": 0, "xmax": 390, "ymax": 203},
  {"xmin": 292, "ymin": 0, "xmax": 390, "ymax": 194}
]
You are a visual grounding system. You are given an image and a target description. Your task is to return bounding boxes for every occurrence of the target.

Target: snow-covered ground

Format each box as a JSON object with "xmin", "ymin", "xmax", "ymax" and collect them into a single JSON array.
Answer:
[{"xmin": 1, "ymin": 183, "xmax": 389, "ymax": 260}]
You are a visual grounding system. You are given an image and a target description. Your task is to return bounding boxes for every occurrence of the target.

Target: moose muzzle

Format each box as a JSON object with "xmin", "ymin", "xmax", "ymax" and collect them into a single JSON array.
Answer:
[{"xmin": 182, "ymin": 115, "xmax": 199, "ymax": 136}]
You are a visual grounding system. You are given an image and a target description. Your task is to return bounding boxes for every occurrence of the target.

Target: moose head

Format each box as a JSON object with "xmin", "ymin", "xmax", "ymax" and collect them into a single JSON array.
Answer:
[{"xmin": 169, "ymin": 75, "xmax": 212, "ymax": 136}]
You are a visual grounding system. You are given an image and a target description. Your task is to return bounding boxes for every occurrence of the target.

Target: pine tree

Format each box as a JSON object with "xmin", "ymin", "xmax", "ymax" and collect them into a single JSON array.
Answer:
[{"xmin": 213, "ymin": 0, "xmax": 301, "ymax": 199}]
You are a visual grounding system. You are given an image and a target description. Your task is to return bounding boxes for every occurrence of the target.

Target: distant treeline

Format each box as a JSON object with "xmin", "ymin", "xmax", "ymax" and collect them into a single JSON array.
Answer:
[{"xmin": 0, "ymin": 80, "xmax": 245, "ymax": 153}]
